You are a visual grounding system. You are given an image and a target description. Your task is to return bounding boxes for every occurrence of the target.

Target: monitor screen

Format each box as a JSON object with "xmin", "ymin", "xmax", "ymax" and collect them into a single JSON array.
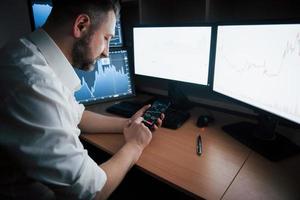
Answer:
[
  {"xmin": 110, "ymin": 19, "xmax": 123, "ymax": 47},
  {"xmin": 31, "ymin": 0, "xmax": 52, "ymax": 28},
  {"xmin": 74, "ymin": 50, "xmax": 134, "ymax": 104},
  {"xmin": 213, "ymin": 23, "xmax": 300, "ymax": 124},
  {"xmin": 30, "ymin": 0, "xmax": 123, "ymax": 47},
  {"xmin": 133, "ymin": 26, "xmax": 212, "ymax": 85}
]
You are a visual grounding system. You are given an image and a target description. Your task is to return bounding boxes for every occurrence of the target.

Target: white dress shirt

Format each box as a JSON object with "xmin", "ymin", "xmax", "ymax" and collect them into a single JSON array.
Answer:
[{"xmin": 0, "ymin": 29, "xmax": 107, "ymax": 199}]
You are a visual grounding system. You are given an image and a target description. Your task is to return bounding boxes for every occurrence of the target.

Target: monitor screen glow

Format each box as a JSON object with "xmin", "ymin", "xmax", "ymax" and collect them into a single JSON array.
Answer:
[
  {"xmin": 74, "ymin": 50, "xmax": 134, "ymax": 104},
  {"xmin": 213, "ymin": 24, "xmax": 300, "ymax": 124},
  {"xmin": 133, "ymin": 27, "xmax": 212, "ymax": 85},
  {"xmin": 32, "ymin": 2, "xmax": 52, "ymax": 28}
]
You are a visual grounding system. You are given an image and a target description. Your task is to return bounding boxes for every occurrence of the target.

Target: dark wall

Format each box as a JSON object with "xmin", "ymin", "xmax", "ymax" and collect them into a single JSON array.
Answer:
[
  {"xmin": 0, "ymin": 0, "xmax": 31, "ymax": 48},
  {"xmin": 208, "ymin": 0, "xmax": 300, "ymax": 22}
]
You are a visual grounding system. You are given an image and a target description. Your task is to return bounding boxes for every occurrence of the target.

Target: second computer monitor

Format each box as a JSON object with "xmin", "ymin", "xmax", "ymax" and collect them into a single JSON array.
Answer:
[
  {"xmin": 213, "ymin": 23, "xmax": 300, "ymax": 124},
  {"xmin": 133, "ymin": 26, "xmax": 212, "ymax": 85}
]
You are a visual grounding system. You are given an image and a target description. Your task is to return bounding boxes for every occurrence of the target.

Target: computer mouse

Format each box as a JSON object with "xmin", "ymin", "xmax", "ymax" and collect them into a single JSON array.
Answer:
[{"xmin": 197, "ymin": 115, "xmax": 214, "ymax": 128}]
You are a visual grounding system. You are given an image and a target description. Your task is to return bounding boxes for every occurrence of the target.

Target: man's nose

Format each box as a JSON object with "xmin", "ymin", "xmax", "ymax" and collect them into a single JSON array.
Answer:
[{"xmin": 100, "ymin": 47, "xmax": 109, "ymax": 58}]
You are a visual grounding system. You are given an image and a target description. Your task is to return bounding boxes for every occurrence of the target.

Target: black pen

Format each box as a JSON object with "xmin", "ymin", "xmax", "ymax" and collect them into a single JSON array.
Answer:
[{"xmin": 196, "ymin": 134, "xmax": 202, "ymax": 156}]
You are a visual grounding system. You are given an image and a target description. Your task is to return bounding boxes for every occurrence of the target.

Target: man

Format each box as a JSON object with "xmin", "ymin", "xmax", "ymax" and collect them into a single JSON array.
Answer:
[{"xmin": 0, "ymin": 0, "xmax": 163, "ymax": 199}]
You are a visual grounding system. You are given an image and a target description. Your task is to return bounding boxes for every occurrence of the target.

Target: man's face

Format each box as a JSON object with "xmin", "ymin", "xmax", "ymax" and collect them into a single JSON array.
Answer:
[{"xmin": 72, "ymin": 10, "xmax": 116, "ymax": 71}]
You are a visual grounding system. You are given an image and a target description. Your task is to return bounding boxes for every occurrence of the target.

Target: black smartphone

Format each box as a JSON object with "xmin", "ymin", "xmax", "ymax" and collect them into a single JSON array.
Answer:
[{"xmin": 142, "ymin": 99, "xmax": 171, "ymax": 130}]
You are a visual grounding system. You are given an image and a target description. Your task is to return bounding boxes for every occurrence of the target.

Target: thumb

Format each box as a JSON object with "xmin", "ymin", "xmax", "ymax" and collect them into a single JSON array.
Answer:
[
  {"xmin": 134, "ymin": 117, "xmax": 144, "ymax": 124},
  {"xmin": 126, "ymin": 119, "xmax": 132, "ymax": 127}
]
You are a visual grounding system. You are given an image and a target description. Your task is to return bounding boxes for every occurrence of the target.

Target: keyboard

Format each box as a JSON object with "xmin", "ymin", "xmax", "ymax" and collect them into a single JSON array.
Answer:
[{"xmin": 106, "ymin": 101, "xmax": 190, "ymax": 129}]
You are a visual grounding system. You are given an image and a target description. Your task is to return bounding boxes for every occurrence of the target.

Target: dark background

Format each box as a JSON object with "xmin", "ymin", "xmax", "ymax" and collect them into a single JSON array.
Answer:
[{"xmin": 1, "ymin": 0, "xmax": 300, "ymax": 198}]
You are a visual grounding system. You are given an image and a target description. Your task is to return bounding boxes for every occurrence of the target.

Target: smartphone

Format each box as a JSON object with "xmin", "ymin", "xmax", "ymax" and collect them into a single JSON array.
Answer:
[{"xmin": 142, "ymin": 99, "xmax": 171, "ymax": 130}]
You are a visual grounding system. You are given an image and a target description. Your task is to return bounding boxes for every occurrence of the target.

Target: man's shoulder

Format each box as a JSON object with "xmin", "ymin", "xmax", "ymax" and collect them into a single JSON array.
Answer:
[
  {"xmin": 0, "ymin": 36, "xmax": 55, "ymax": 84},
  {"xmin": 0, "ymin": 36, "xmax": 46, "ymax": 66}
]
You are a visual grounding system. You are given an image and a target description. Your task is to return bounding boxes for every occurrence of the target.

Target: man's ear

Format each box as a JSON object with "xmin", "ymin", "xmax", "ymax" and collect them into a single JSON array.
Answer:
[{"xmin": 73, "ymin": 14, "xmax": 91, "ymax": 38}]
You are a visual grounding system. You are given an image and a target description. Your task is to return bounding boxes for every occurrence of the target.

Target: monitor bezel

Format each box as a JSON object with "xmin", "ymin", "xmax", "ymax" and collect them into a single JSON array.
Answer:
[
  {"xmin": 211, "ymin": 20, "xmax": 300, "ymax": 126},
  {"xmin": 132, "ymin": 23, "xmax": 215, "ymax": 89}
]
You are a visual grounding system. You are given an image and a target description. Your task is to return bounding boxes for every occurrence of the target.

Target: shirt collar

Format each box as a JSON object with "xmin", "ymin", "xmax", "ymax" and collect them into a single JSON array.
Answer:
[{"xmin": 27, "ymin": 29, "xmax": 81, "ymax": 92}]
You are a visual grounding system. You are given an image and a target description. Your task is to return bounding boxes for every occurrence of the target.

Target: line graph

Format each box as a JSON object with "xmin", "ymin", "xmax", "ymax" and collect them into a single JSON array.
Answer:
[
  {"xmin": 74, "ymin": 50, "xmax": 133, "ymax": 103},
  {"xmin": 217, "ymin": 31, "xmax": 300, "ymax": 78},
  {"xmin": 214, "ymin": 24, "xmax": 300, "ymax": 124}
]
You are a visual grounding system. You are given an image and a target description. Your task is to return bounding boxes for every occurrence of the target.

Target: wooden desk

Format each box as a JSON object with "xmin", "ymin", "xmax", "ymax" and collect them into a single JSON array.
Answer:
[
  {"xmin": 223, "ymin": 152, "xmax": 300, "ymax": 200},
  {"xmin": 81, "ymin": 100, "xmax": 251, "ymax": 199},
  {"xmin": 81, "ymin": 99, "xmax": 300, "ymax": 200}
]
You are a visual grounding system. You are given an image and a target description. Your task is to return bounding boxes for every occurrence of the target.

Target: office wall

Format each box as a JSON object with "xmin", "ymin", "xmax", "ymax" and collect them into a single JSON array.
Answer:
[
  {"xmin": 209, "ymin": 0, "xmax": 300, "ymax": 22},
  {"xmin": 0, "ymin": 0, "xmax": 31, "ymax": 48}
]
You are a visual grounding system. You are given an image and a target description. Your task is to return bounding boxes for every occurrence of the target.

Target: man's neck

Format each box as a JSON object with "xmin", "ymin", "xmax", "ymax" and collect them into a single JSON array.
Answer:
[{"xmin": 43, "ymin": 25, "xmax": 74, "ymax": 65}]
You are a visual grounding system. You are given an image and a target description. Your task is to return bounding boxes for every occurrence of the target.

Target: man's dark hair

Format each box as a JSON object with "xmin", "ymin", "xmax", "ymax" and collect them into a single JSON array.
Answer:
[{"xmin": 47, "ymin": 0, "xmax": 120, "ymax": 29}]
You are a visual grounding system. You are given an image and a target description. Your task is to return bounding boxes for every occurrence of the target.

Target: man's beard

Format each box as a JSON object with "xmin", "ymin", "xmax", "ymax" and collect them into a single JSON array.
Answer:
[{"xmin": 72, "ymin": 31, "xmax": 97, "ymax": 71}]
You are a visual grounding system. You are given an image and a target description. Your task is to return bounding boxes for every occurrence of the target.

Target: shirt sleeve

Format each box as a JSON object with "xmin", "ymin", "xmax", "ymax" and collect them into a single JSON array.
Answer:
[{"xmin": 1, "ymin": 78, "xmax": 106, "ymax": 200}]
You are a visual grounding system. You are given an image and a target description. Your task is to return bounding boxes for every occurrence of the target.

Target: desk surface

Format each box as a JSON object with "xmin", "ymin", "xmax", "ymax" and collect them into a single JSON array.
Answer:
[
  {"xmin": 81, "ymin": 98, "xmax": 300, "ymax": 200},
  {"xmin": 223, "ymin": 152, "xmax": 300, "ymax": 200}
]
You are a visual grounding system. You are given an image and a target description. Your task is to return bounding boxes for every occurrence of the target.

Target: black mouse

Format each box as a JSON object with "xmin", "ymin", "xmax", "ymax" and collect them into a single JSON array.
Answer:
[{"xmin": 197, "ymin": 115, "xmax": 214, "ymax": 128}]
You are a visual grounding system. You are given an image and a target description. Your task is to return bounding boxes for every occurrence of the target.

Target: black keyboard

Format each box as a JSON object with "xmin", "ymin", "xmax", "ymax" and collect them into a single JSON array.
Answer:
[{"xmin": 106, "ymin": 101, "xmax": 190, "ymax": 129}]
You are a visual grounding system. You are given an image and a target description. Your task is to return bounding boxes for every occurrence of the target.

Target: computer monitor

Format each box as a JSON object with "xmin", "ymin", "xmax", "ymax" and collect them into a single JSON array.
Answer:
[
  {"xmin": 74, "ymin": 49, "xmax": 134, "ymax": 104},
  {"xmin": 133, "ymin": 26, "xmax": 212, "ymax": 86},
  {"xmin": 29, "ymin": 0, "xmax": 123, "ymax": 47},
  {"xmin": 31, "ymin": 0, "xmax": 52, "ymax": 29},
  {"xmin": 110, "ymin": 19, "xmax": 123, "ymax": 47},
  {"xmin": 213, "ymin": 22, "xmax": 300, "ymax": 160}
]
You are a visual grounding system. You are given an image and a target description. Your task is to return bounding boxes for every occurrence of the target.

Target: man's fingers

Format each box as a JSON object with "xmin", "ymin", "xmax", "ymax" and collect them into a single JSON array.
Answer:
[
  {"xmin": 160, "ymin": 113, "xmax": 165, "ymax": 120},
  {"xmin": 134, "ymin": 117, "xmax": 144, "ymax": 124},
  {"xmin": 133, "ymin": 104, "xmax": 150, "ymax": 118},
  {"xmin": 139, "ymin": 104, "xmax": 151, "ymax": 115},
  {"xmin": 156, "ymin": 118, "xmax": 163, "ymax": 127},
  {"xmin": 126, "ymin": 119, "xmax": 132, "ymax": 127}
]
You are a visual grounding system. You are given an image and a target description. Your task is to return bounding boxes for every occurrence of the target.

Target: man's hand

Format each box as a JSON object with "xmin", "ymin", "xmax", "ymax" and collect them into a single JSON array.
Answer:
[
  {"xmin": 96, "ymin": 105, "xmax": 165, "ymax": 200},
  {"xmin": 130, "ymin": 104, "xmax": 165, "ymax": 131},
  {"xmin": 123, "ymin": 117, "xmax": 152, "ymax": 152},
  {"xmin": 122, "ymin": 104, "xmax": 165, "ymax": 153}
]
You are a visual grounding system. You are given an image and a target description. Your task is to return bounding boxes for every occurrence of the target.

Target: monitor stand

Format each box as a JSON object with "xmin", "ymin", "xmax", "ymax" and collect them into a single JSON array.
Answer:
[
  {"xmin": 168, "ymin": 82, "xmax": 193, "ymax": 110},
  {"xmin": 222, "ymin": 114, "xmax": 300, "ymax": 161},
  {"xmin": 152, "ymin": 82, "xmax": 191, "ymax": 129}
]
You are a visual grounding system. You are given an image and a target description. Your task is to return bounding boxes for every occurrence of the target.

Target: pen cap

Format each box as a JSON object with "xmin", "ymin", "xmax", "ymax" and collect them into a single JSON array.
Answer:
[{"xmin": 197, "ymin": 115, "xmax": 214, "ymax": 127}]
